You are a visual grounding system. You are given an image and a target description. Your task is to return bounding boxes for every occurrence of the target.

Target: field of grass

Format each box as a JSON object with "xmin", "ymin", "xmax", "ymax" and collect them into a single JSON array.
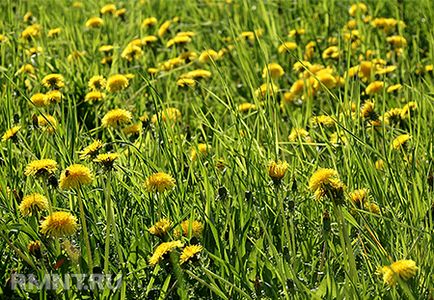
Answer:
[{"xmin": 0, "ymin": 0, "xmax": 433, "ymax": 299}]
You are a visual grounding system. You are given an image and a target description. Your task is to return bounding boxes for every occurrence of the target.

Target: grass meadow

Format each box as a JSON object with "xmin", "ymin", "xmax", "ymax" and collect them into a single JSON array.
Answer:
[{"xmin": 0, "ymin": 0, "xmax": 433, "ymax": 299}]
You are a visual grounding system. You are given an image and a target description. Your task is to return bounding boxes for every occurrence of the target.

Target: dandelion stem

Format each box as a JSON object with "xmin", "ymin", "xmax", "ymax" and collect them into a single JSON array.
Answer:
[
  {"xmin": 334, "ymin": 204, "xmax": 358, "ymax": 285},
  {"xmin": 169, "ymin": 251, "xmax": 188, "ymax": 300},
  {"xmin": 103, "ymin": 171, "xmax": 112, "ymax": 275},
  {"xmin": 77, "ymin": 189, "xmax": 93, "ymax": 273}
]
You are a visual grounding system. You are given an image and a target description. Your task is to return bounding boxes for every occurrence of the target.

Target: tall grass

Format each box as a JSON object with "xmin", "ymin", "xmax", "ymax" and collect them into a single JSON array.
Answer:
[{"xmin": 0, "ymin": 0, "xmax": 433, "ymax": 299}]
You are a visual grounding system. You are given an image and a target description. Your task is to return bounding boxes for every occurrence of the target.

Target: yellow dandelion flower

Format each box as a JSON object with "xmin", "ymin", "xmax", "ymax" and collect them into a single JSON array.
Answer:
[
  {"xmin": 375, "ymin": 159, "xmax": 384, "ymax": 170},
  {"xmin": 365, "ymin": 81, "xmax": 384, "ymax": 95},
  {"xmin": 37, "ymin": 115, "xmax": 57, "ymax": 133},
  {"xmin": 67, "ymin": 50, "xmax": 86, "ymax": 63},
  {"xmin": 152, "ymin": 107, "xmax": 182, "ymax": 124},
  {"xmin": 19, "ymin": 193, "xmax": 49, "ymax": 216},
  {"xmin": 40, "ymin": 211, "xmax": 78, "ymax": 237},
  {"xmin": 383, "ymin": 108, "xmax": 403, "ymax": 125},
  {"xmin": 360, "ymin": 100, "xmax": 376, "ymax": 119},
  {"xmin": 93, "ymin": 153, "xmax": 119, "ymax": 168},
  {"xmin": 121, "ymin": 44, "xmax": 143, "ymax": 62},
  {"xmin": 179, "ymin": 69, "xmax": 212, "ymax": 80},
  {"xmin": 144, "ymin": 172, "xmax": 175, "ymax": 193},
  {"xmin": 84, "ymin": 91, "xmax": 105, "ymax": 103},
  {"xmin": 268, "ymin": 161, "xmax": 289, "ymax": 182},
  {"xmin": 190, "ymin": 143, "xmax": 211, "ymax": 161},
  {"xmin": 386, "ymin": 35, "xmax": 407, "ymax": 48},
  {"xmin": 25, "ymin": 46, "xmax": 43, "ymax": 57},
  {"xmin": 106, "ymin": 74, "xmax": 129, "ymax": 93},
  {"xmin": 386, "ymin": 84, "xmax": 402, "ymax": 93},
  {"xmin": 148, "ymin": 218, "xmax": 172, "ymax": 237},
  {"xmin": 310, "ymin": 115, "xmax": 335, "ymax": 127},
  {"xmin": 177, "ymin": 78, "xmax": 196, "ymax": 88},
  {"xmin": 367, "ymin": 202, "xmax": 380, "ymax": 214},
  {"xmin": 304, "ymin": 41, "xmax": 316, "ymax": 60},
  {"xmin": 308, "ymin": 168, "xmax": 344, "ymax": 201},
  {"xmin": 166, "ymin": 36, "xmax": 191, "ymax": 48},
  {"xmin": 238, "ymin": 102, "xmax": 257, "ymax": 113},
  {"xmin": 139, "ymin": 113, "xmax": 149, "ymax": 123},
  {"xmin": 278, "ymin": 42, "xmax": 298, "ymax": 54},
  {"xmin": 379, "ymin": 259, "xmax": 418, "ymax": 286},
  {"xmin": 47, "ymin": 28, "xmax": 61, "ymax": 38},
  {"xmin": 349, "ymin": 3, "xmax": 368, "ymax": 16},
  {"xmin": 24, "ymin": 159, "xmax": 57, "ymax": 177},
  {"xmin": 2, "ymin": 126, "xmax": 21, "ymax": 142},
  {"xmin": 80, "ymin": 140, "xmax": 104, "ymax": 160},
  {"xmin": 88, "ymin": 75, "xmax": 106, "ymax": 91},
  {"xmin": 330, "ymin": 132, "xmax": 348, "ymax": 145},
  {"xmin": 41, "ymin": 74, "xmax": 64, "ymax": 89},
  {"xmin": 313, "ymin": 71, "xmax": 337, "ymax": 90},
  {"xmin": 198, "ymin": 49, "xmax": 219, "ymax": 64},
  {"xmin": 149, "ymin": 240, "xmax": 183, "ymax": 266},
  {"xmin": 158, "ymin": 20, "xmax": 171, "ymax": 37},
  {"xmin": 142, "ymin": 35, "xmax": 158, "ymax": 45},
  {"xmin": 72, "ymin": 1, "xmax": 83, "ymax": 8},
  {"xmin": 147, "ymin": 67, "xmax": 159, "ymax": 75},
  {"xmin": 115, "ymin": 8, "xmax": 127, "ymax": 18},
  {"xmin": 122, "ymin": 123, "xmax": 142, "ymax": 135},
  {"xmin": 288, "ymin": 128, "xmax": 311, "ymax": 142},
  {"xmin": 45, "ymin": 90, "xmax": 63, "ymax": 104},
  {"xmin": 101, "ymin": 108, "xmax": 132, "ymax": 127},
  {"xmin": 98, "ymin": 45, "xmax": 114, "ymax": 53},
  {"xmin": 262, "ymin": 63, "xmax": 285, "ymax": 79},
  {"xmin": 23, "ymin": 11, "xmax": 33, "ymax": 23},
  {"xmin": 376, "ymin": 65, "xmax": 397, "ymax": 75},
  {"xmin": 392, "ymin": 134, "xmax": 411, "ymax": 150},
  {"xmin": 401, "ymin": 102, "xmax": 417, "ymax": 118},
  {"xmin": 17, "ymin": 63, "xmax": 36, "ymax": 75},
  {"xmin": 0, "ymin": 34, "xmax": 9, "ymax": 43},
  {"xmin": 322, "ymin": 46, "xmax": 340, "ymax": 59},
  {"xmin": 100, "ymin": 3, "xmax": 116, "ymax": 14},
  {"xmin": 255, "ymin": 83, "xmax": 278, "ymax": 98},
  {"xmin": 85, "ymin": 17, "xmax": 104, "ymax": 28},
  {"xmin": 180, "ymin": 245, "xmax": 203, "ymax": 264},
  {"xmin": 288, "ymin": 28, "xmax": 305, "ymax": 37},
  {"xmin": 59, "ymin": 164, "xmax": 93, "ymax": 190},
  {"xmin": 142, "ymin": 17, "xmax": 158, "ymax": 27},
  {"xmin": 179, "ymin": 220, "xmax": 204, "ymax": 238},
  {"xmin": 30, "ymin": 93, "xmax": 47, "ymax": 106},
  {"xmin": 176, "ymin": 31, "xmax": 196, "ymax": 38},
  {"xmin": 349, "ymin": 188, "xmax": 368, "ymax": 207},
  {"xmin": 21, "ymin": 24, "xmax": 41, "ymax": 40}
]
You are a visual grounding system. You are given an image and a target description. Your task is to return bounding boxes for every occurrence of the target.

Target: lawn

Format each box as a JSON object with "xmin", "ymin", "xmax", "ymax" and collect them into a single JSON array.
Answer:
[{"xmin": 0, "ymin": 0, "xmax": 433, "ymax": 299}]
